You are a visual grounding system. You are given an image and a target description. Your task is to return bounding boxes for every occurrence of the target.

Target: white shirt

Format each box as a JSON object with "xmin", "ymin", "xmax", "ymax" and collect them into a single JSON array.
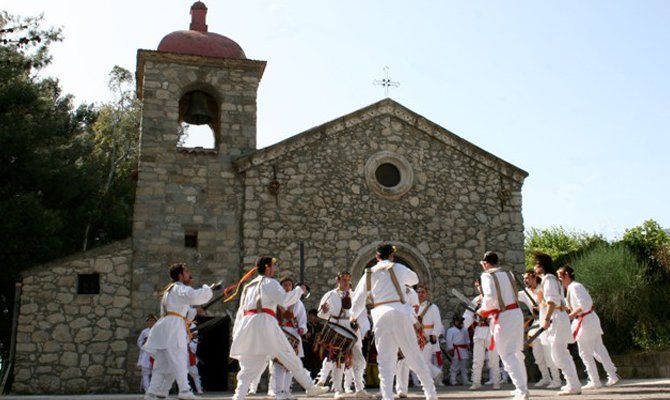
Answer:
[
  {"xmin": 136, "ymin": 327, "xmax": 152, "ymax": 368},
  {"xmin": 144, "ymin": 282, "xmax": 213, "ymax": 352},
  {"xmin": 230, "ymin": 275, "xmax": 305, "ymax": 357},
  {"xmin": 463, "ymin": 295, "xmax": 490, "ymax": 342},
  {"xmin": 318, "ymin": 288, "xmax": 352, "ymax": 324},
  {"xmin": 446, "ymin": 326, "xmax": 470, "ymax": 359},
  {"xmin": 350, "ymin": 260, "xmax": 419, "ymax": 323},
  {"xmin": 565, "ymin": 280, "xmax": 603, "ymax": 341},
  {"xmin": 539, "ymin": 274, "xmax": 573, "ymax": 345},
  {"xmin": 480, "ymin": 267, "xmax": 518, "ymax": 313}
]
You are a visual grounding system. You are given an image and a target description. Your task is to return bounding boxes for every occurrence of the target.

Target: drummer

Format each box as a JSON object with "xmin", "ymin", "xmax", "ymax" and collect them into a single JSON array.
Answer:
[
  {"xmin": 318, "ymin": 271, "xmax": 368, "ymax": 398},
  {"xmin": 274, "ymin": 276, "xmax": 308, "ymax": 400}
]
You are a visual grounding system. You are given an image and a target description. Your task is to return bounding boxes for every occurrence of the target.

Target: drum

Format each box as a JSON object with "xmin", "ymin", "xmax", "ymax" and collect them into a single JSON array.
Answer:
[
  {"xmin": 316, "ymin": 322, "xmax": 357, "ymax": 365},
  {"xmin": 283, "ymin": 328, "xmax": 301, "ymax": 354},
  {"xmin": 274, "ymin": 328, "xmax": 301, "ymax": 368}
]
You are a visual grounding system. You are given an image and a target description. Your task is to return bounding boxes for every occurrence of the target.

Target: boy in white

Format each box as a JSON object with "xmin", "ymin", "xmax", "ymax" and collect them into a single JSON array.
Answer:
[
  {"xmin": 476, "ymin": 251, "xmax": 529, "ymax": 400},
  {"xmin": 415, "ymin": 284, "xmax": 444, "ymax": 382},
  {"xmin": 274, "ymin": 277, "xmax": 308, "ymax": 399},
  {"xmin": 558, "ymin": 266, "xmax": 619, "ymax": 389},
  {"xmin": 445, "ymin": 316, "xmax": 470, "ymax": 385},
  {"xmin": 144, "ymin": 263, "xmax": 215, "ymax": 400},
  {"xmin": 317, "ymin": 271, "xmax": 368, "ymax": 398},
  {"xmin": 137, "ymin": 314, "xmax": 157, "ymax": 393},
  {"xmin": 463, "ymin": 280, "xmax": 500, "ymax": 390},
  {"xmin": 350, "ymin": 244, "xmax": 437, "ymax": 400},
  {"xmin": 186, "ymin": 311, "xmax": 204, "ymax": 395},
  {"xmin": 517, "ymin": 271, "xmax": 561, "ymax": 388},
  {"xmin": 533, "ymin": 253, "xmax": 581, "ymax": 396},
  {"xmin": 230, "ymin": 256, "xmax": 328, "ymax": 400}
]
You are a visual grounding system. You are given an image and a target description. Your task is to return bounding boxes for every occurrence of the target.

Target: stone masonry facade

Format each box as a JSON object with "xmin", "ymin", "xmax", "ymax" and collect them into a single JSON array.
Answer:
[
  {"xmin": 13, "ymin": 240, "xmax": 133, "ymax": 393},
  {"xmin": 235, "ymin": 100, "xmax": 527, "ymax": 316}
]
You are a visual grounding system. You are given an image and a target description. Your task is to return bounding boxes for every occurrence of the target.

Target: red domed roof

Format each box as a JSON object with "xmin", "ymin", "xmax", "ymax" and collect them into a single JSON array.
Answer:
[{"xmin": 157, "ymin": 2, "xmax": 246, "ymax": 60}]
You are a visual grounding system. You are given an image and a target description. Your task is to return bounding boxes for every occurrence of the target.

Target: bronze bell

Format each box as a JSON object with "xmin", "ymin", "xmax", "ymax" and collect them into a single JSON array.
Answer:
[{"xmin": 183, "ymin": 91, "xmax": 213, "ymax": 125}]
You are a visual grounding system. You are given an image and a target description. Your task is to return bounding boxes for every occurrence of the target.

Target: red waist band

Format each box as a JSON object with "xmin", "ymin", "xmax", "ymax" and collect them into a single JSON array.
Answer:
[
  {"xmin": 244, "ymin": 308, "xmax": 277, "ymax": 318},
  {"xmin": 572, "ymin": 308, "xmax": 594, "ymax": 339}
]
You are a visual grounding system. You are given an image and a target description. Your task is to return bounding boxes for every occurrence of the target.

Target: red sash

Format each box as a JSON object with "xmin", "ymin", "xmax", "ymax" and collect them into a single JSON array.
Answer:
[
  {"xmin": 482, "ymin": 303, "xmax": 520, "ymax": 351},
  {"xmin": 188, "ymin": 350, "xmax": 197, "ymax": 366},
  {"xmin": 244, "ymin": 308, "xmax": 277, "ymax": 318},
  {"xmin": 572, "ymin": 308, "xmax": 594, "ymax": 339},
  {"xmin": 453, "ymin": 344, "xmax": 469, "ymax": 361}
]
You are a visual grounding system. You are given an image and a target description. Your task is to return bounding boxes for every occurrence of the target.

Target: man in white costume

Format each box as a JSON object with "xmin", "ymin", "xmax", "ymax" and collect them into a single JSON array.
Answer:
[
  {"xmin": 317, "ymin": 271, "xmax": 368, "ymax": 398},
  {"xmin": 143, "ymin": 263, "xmax": 215, "ymax": 400},
  {"xmin": 476, "ymin": 251, "xmax": 529, "ymax": 400},
  {"xmin": 137, "ymin": 314, "xmax": 157, "ymax": 393},
  {"xmin": 463, "ymin": 280, "xmax": 500, "ymax": 390},
  {"xmin": 533, "ymin": 253, "xmax": 581, "ymax": 396},
  {"xmin": 517, "ymin": 271, "xmax": 561, "ymax": 388},
  {"xmin": 558, "ymin": 266, "xmax": 619, "ymax": 389},
  {"xmin": 350, "ymin": 244, "xmax": 437, "ymax": 400},
  {"xmin": 274, "ymin": 276, "xmax": 308, "ymax": 399},
  {"xmin": 394, "ymin": 286, "xmax": 420, "ymax": 398},
  {"xmin": 230, "ymin": 256, "xmax": 328, "ymax": 400},
  {"xmin": 445, "ymin": 316, "xmax": 470, "ymax": 385}
]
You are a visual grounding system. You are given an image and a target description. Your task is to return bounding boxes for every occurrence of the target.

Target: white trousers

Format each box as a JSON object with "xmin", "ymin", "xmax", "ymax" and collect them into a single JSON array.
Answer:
[
  {"xmin": 233, "ymin": 352, "xmax": 312, "ymax": 400},
  {"xmin": 147, "ymin": 348, "xmax": 190, "ymax": 396},
  {"xmin": 449, "ymin": 356, "xmax": 470, "ymax": 385},
  {"xmin": 531, "ymin": 341, "xmax": 560, "ymax": 383},
  {"xmin": 332, "ymin": 341, "xmax": 366, "ymax": 393},
  {"xmin": 141, "ymin": 367, "xmax": 152, "ymax": 393},
  {"xmin": 375, "ymin": 310, "xmax": 436, "ymax": 400},
  {"xmin": 316, "ymin": 358, "xmax": 334, "ymax": 385},
  {"xmin": 188, "ymin": 364, "xmax": 203, "ymax": 393},
  {"xmin": 395, "ymin": 344, "xmax": 441, "ymax": 393},
  {"xmin": 548, "ymin": 341, "xmax": 580, "ymax": 389},
  {"xmin": 471, "ymin": 339, "xmax": 499, "ymax": 385},
  {"xmin": 273, "ymin": 361, "xmax": 295, "ymax": 396},
  {"xmin": 577, "ymin": 335, "xmax": 617, "ymax": 383}
]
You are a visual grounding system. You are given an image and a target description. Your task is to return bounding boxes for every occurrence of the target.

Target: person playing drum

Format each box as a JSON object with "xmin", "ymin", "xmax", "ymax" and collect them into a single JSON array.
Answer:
[
  {"xmin": 230, "ymin": 256, "xmax": 329, "ymax": 400},
  {"xmin": 317, "ymin": 271, "xmax": 369, "ymax": 398},
  {"xmin": 350, "ymin": 244, "xmax": 438, "ymax": 400},
  {"xmin": 273, "ymin": 276, "xmax": 308, "ymax": 400}
]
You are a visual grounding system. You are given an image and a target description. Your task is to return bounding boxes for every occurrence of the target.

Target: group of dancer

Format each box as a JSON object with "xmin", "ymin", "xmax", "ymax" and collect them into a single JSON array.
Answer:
[{"xmin": 140, "ymin": 245, "xmax": 619, "ymax": 400}]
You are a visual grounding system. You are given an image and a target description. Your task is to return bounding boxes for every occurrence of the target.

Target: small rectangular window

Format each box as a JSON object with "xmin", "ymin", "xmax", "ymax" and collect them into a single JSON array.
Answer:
[
  {"xmin": 77, "ymin": 273, "xmax": 100, "ymax": 295},
  {"xmin": 185, "ymin": 231, "xmax": 198, "ymax": 248}
]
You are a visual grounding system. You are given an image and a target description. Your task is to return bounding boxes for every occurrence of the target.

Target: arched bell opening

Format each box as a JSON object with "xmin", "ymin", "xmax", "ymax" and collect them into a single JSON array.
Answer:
[{"xmin": 177, "ymin": 90, "xmax": 219, "ymax": 149}]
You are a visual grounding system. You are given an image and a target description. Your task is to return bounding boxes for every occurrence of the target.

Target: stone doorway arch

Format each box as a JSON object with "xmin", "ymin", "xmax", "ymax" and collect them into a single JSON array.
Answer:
[{"xmin": 350, "ymin": 241, "xmax": 433, "ymax": 292}]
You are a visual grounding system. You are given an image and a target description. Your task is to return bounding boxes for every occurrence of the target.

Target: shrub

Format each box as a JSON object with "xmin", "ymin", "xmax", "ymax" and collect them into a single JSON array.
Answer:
[
  {"xmin": 571, "ymin": 244, "xmax": 649, "ymax": 353},
  {"xmin": 622, "ymin": 219, "xmax": 670, "ymax": 280},
  {"xmin": 525, "ymin": 227, "xmax": 607, "ymax": 268}
]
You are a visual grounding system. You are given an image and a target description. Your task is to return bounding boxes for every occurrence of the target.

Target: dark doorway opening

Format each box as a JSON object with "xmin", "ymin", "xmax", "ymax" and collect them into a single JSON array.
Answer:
[{"xmin": 195, "ymin": 315, "xmax": 230, "ymax": 391}]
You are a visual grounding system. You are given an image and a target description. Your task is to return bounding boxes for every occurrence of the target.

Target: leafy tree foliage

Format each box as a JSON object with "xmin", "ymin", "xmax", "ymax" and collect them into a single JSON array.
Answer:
[
  {"xmin": 524, "ymin": 226, "xmax": 607, "ymax": 268},
  {"xmin": 0, "ymin": 12, "xmax": 139, "ymax": 370},
  {"xmin": 622, "ymin": 219, "xmax": 670, "ymax": 280}
]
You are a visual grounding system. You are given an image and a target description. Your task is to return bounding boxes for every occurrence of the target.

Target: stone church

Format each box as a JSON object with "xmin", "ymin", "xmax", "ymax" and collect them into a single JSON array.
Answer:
[{"xmin": 12, "ymin": 2, "xmax": 527, "ymax": 394}]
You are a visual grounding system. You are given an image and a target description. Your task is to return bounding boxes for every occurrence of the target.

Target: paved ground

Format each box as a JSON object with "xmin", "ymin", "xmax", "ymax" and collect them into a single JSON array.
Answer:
[{"xmin": 4, "ymin": 379, "xmax": 670, "ymax": 399}]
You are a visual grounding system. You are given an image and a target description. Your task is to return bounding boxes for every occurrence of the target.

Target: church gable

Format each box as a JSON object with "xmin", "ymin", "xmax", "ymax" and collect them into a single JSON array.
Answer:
[
  {"xmin": 234, "ymin": 98, "xmax": 528, "ymax": 184},
  {"xmin": 237, "ymin": 105, "xmax": 526, "ymax": 314}
]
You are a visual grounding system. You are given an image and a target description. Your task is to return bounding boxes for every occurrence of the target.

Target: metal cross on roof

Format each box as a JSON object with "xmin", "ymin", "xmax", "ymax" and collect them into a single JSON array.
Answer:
[{"xmin": 373, "ymin": 66, "xmax": 400, "ymax": 98}]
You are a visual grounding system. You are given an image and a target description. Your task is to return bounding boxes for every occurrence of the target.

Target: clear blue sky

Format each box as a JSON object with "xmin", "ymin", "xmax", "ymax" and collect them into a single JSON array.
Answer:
[{"xmin": 5, "ymin": 0, "xmax": 670, "ymax": 239}]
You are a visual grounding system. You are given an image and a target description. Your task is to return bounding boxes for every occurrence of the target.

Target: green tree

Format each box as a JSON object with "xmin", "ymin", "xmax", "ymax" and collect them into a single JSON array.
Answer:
[
  {"xmin": 79, "ymin": 66, "xmax": 139, "ymax": 251},
  {"xmin": 524, "ymin": 226, "xmax": 607, "ymax": 268},
  {"xmin": 622, "ymin": 219, "xmax": 670, "ymax": 280}
]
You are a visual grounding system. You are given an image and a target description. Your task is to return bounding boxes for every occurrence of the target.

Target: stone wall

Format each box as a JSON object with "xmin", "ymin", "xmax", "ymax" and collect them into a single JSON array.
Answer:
[
  {"xmin": 237, "ymin": 100, "xmax": 527, "ymax": 316},
  {"xmin": 13, "ymin": 240, "xmax": 133, "ymax": 394},
  {"xmin": 612, "ymin": 351, "xmax": 670, "ymax": 378}
]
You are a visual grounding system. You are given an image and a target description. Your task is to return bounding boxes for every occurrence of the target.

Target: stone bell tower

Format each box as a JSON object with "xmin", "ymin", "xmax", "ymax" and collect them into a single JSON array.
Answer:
[{"xmin": 130, "ymin": 1, "xmax": 266, "ymax": 327}]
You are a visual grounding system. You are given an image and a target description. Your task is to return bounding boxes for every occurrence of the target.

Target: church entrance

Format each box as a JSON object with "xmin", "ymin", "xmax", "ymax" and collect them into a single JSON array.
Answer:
[{"xmin": 195, "ymin": 315, "xmax": 230, "ymax": 391}]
